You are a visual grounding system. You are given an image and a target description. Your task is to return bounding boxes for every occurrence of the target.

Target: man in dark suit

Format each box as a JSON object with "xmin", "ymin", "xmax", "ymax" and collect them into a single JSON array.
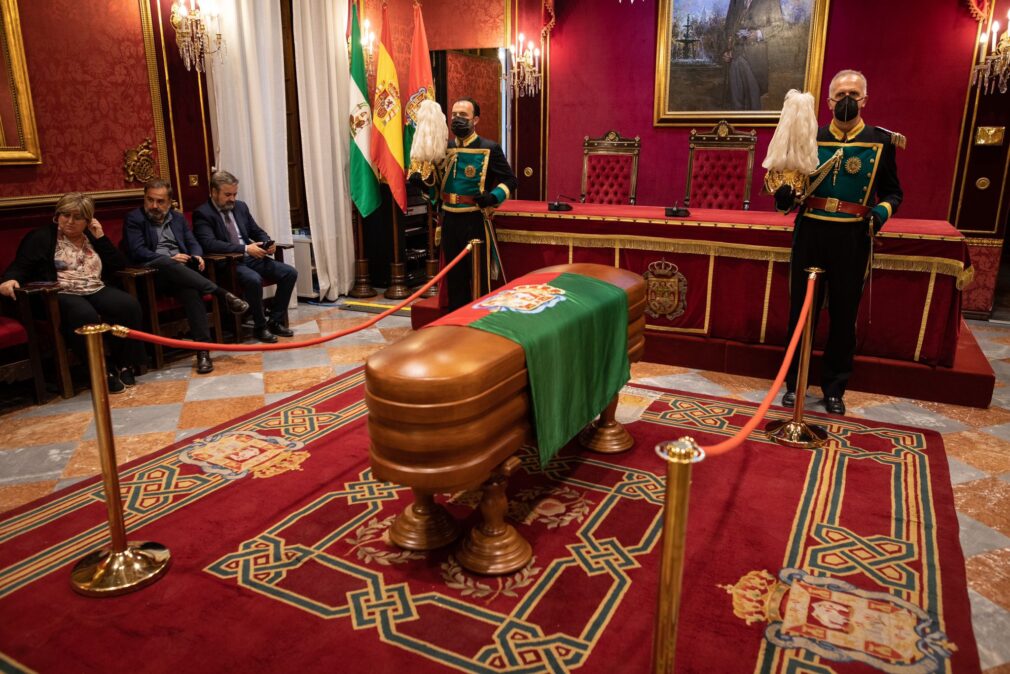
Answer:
[
  {"xmin": 192, "ymin": 170, "xmax": 298, "ymax": 343},
  {"xmin": 124, "ymin": 178, "xmax": 249, "ymax": 374}
]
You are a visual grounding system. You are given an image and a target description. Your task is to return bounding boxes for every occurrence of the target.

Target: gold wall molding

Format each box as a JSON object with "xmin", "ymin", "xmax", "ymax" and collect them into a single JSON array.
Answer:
[
  {"xmin": 124, "ymin": 138, "xmax": 157, "ymax": 183},
  {"xmin": 0, "ymin": 0, "xmax": 41, "ymax": 164},
  {"xmin": 0, "ymin": 189, "xmax": 144, "ymax": 209}
]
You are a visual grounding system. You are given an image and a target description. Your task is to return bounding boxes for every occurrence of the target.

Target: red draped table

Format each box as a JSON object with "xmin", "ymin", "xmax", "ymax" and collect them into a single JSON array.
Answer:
[{"xmin": 493, "ymin": 201, "xmax": 973, "ymax": 367}]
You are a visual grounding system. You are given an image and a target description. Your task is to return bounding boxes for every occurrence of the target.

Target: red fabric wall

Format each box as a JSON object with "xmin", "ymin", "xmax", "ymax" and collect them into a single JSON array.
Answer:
[
  {"xmin": 446, "ymin": 52, "xmax": 501, "ymax": 145},
  {"xmin": 546, "ymin": 0, "xmax": 980, "ymax": 218},
  {"xmin": 360, "ymin": 0, "xmax": 504, "ymax": 98},
  {"xmin": 0, "ymin": 0, "xmax": 157, "ymax": 198}
]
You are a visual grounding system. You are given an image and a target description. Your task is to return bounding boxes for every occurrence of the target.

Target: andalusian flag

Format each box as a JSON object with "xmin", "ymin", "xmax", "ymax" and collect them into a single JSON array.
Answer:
[
  {"xmin": 369, "ymin": 4, "xmax": 407, "ymax": 212},
  {"xmin": 431, "ymin": 272, "xmax": 630, "ymax": 465},
  {"xmin": 349, "ymin": 3, "xmax": 380, "ymax": 217},
  {"xmin": 403, "ymin": 2, "xmax": 434, "ymax": 172}
]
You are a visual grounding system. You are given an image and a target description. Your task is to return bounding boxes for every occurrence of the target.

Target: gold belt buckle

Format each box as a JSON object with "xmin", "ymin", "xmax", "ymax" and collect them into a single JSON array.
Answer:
[{"xmin": 824, "ymin": 197, "xmax": 839, "ymax": 213}]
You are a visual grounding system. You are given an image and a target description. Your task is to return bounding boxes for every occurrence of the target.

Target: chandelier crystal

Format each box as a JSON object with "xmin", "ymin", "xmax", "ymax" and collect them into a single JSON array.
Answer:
[
  {"xmin": 170, "ymin": 0, "xmax": 224, "ymax": 73},
  {"xmin": 972, "ymin": 11, "xmax": 1010, "ymax": 94},
  {"xmin": 503, "ymin": 33, "xmax": 542, "ymax": 98}
]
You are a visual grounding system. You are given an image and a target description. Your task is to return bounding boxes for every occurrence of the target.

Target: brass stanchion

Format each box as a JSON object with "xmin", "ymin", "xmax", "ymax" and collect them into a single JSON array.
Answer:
[
  {"xmin": 765, "ymin": 267, "xmax": 828, "ymax": 448},
  {"xmin": 349, "ymin": 205, "xmax": 377, "ymax": 298},
  {"xmin": 422, "ymin": 198, "xmax": 439, "ymax": 298},
  {"xmin": 651, "ymin": 437, "xmax": 705, "ymax": 674},
  {"xmin": 70, "ymin": 324, "xmax": 171, "ymax": 596},
  {"xmin": 469, "ymin": 238, "xmax": 483, "ymax": 301},
  {"xmin": 386, "ymin": 201, "xmax": 410, "ymax": 299}
]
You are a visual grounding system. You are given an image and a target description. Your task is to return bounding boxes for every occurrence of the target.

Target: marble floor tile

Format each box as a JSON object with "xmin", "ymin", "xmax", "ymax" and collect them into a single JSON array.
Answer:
[
  {"xmin": 108, "ymin": 380, "xmax": 190, "ymax": 409},
  {"xmin": 199, "ymin": 353, "xmax": 264, "ymax": 376},
  {"xmin": 633, "ymin": 372, "xmax": 733, "ymax": 398},
  {"xmin": 959, "ymin": 513, "xmax": 1010, "ymax": 558},
  {"xmin": 966, "ymin": 548, "xmax": 1010, "ymax": 612},
  {"xmin": 0, "ymin": 480, "xmax": 59, "ymax": 512},
  {"xmin": 945, "ymin": 431, "xmax": 1010, "ymax": 475},
  {"xmin": 630, "ymin": 362, "xmax": 693, "ymax": 380},
  {"xmin": 184, "ymin": 372, "xmax": 265, "ymax": 401},
  {"xmin": 0, "ymin": 413, "xmax": 92, "ymax": 449},
  {"xmin": 261, "ymin": 347, "xmax": 332, "ymax": 372},
  {"xmin": 914, "ymin": 401, "xmax": 1010, "ymax": 429},
  {"xmin": 948, "ymin": 456, "xmax": 990, "ymax": 485},
  {"xmin": 849, "ymin": 401, "xmax": 969, "ymax": 435},
  {"xmin": 970, "ymin": 589, "xmax": 1010, "ymax": 670},
  {"xmin": 264, "ymin": 367, "xmax": 335, "ymax": 394},
  {"xmin": 15, "ymin": 392, "xmax": 98, "ymax": 419},
  {"xmin": 290, "ymin": 320, "xmax": 319, "ymax": 335},
  {"xmin": 378, "ymin": 326, "xmax": 413, "ymax": 343},
  {"xmin": 62, "ymin": 431, "xmax": 178, "ymax": 479},
  {"xmin": 328, "ymin": 343, "xmax": 386, "ymax": 364},
  {"xmin": 0, "ymin": 442, "xmax": 78, "ymax": 485},
  {"xmin": 177, "ymin": 395, "xmax": 266, "ymax": 429},
  {"xmin": 326, "ymin": 326, "xmax": 387, "ymax": 346},
  {"xmin": 953, "ymin": 478, "xmax": 1010, "ymax": 538},
  {"xmin": 82, "ymin": 404, "xmax": 182, "ymax": 441}
]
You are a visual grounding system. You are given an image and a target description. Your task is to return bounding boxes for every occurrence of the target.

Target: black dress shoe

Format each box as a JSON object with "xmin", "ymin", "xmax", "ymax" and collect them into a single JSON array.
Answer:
[
  {"xmin": 118, "ymin": 366, "xmax": 136, "ymax": 387},
  {"xmin": 781, "ymin": 391, "xmax": 796, "ymax": 407},
  {"xmin": 254, "ymin": 326, "xmax": 279, "ymax": 343},
  {"xmin": 267, "ymin": 320, "xmax": 294, "ymax": 337},
  {"xmin": 824, "ymin": 396, "xmax": 846, "ymax": 415},
  {"xmin": 106, "ymin": 369, "xmax": 125, "ymax": 394},
  {"xmin": 223, "ymin": 292, "xmax": 249, "ymax": 315},
  {"xmin": 195, "ymin": 350, "xmax": 214, "ymax": 374}
]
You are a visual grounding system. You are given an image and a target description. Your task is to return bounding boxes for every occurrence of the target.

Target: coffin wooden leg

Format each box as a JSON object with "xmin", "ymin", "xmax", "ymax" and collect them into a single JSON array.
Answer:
[
  {"xmin": 389, "ymin": 489, "xmax": 461, "ymax": 550},
  {"xmin": 578, "ymin": 393, "xmax": 633, "ymax": 453},
  {"xmin": 456, "ymin": 457, "xmax": 532, "ymax": 575}
]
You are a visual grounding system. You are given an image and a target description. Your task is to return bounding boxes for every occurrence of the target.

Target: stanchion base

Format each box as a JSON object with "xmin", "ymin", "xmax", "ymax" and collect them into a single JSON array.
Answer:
[
  {"xmin": 385, "ymin": 263, "xmax": 411, "ymax": 300},
  {"xmin": 421, "ymin": 259, "xmax": 439, "ymax": 298},
  {"xmin": 349, "ymin": 259, "xmax": 377, "ymax": 298},
  {"xmin": 71, "ymin": 541, "xmax": 171, "ymax": 597},
  {"xmin": 456, "ymin": 525, "xmax": 532, "ymax": 576},
  {"xmin": 578, "ymin": 419, "xmax": 634, "ymax": 453},
  {"xmin": 765, "ymin": 419, "xmax": 828, "ymax": 448},
  {"xmin": 390, "ymin": 502, "xmax": 461, "ymax": 551}
]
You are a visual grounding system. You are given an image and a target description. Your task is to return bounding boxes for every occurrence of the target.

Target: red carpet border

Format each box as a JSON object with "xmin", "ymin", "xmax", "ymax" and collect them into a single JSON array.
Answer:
[{"xmin": 0, "ymin": 370, "xmax": 979, "ymax": 673}]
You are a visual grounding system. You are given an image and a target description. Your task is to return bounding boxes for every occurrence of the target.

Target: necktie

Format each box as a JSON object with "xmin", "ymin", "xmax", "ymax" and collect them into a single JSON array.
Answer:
[{"xmin": 224, "ymin": 211, "xmax": 243, "ymax": 246}]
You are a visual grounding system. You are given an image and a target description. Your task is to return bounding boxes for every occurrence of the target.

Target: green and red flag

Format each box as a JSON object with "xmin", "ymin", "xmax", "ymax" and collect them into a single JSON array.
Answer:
[
  {"xmin": 431, "ymin": 272, "xmax": 630, "ymax": 465},
  {"xmin": 404, "ymin": 2, "xmax": 435, "ymax": 173},
  {"xmin": 349, "ymin": 2, "xmax": 380, "ymax": 218},
  {"xmin": 370, "ymin": 4, "xmax": 407, "ymax": 212}
]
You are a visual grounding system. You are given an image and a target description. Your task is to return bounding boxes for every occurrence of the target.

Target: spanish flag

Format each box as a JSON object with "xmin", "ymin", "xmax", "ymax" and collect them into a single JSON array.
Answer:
[
  {"xmin": 369, "ymin": 4, "xmax": 407, "ymax": 212},
  {"xmin": 403, "ymin": 2, "xmax": 434, "ymax": 173}
]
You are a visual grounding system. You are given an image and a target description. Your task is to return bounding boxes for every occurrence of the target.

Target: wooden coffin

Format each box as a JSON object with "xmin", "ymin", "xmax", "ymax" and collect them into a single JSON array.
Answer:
[{"xmin": 365, "ymin": 263, "xmax": 645, "ymax": 574}]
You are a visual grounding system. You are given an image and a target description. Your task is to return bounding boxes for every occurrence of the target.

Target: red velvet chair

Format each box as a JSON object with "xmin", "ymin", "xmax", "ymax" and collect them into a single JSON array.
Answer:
[
  {"xmin": 684, "ymin": 120, "xmax": 757, "ymax": 211},
  {"xmin": 580, "ymin": 130, "xmax": 641, "ymax": 205}
]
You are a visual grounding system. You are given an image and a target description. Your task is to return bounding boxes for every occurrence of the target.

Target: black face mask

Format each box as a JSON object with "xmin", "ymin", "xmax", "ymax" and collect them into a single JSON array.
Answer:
[
  {"xmin": 451, "ymin": 117, "xmax": 472, "ymax": 138},
  {"xmin": 833, "ymin": 95, "xmax": 860, "ymax": 122}
]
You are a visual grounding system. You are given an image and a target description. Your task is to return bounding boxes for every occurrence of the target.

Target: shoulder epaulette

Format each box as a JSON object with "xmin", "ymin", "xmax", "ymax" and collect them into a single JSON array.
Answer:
[{"xmin": 877, "ymin": 126, "xmax": 906, "ymax": 150}]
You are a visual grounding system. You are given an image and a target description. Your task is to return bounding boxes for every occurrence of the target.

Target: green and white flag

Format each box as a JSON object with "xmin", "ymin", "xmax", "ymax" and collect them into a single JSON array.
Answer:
[{"xmin": 349, "ymin": 3, "xmax": 380, "ymax": 218}]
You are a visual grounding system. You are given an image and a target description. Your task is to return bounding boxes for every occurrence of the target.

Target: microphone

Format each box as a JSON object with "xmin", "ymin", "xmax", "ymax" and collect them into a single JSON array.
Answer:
[
  {"xmin": 664, "ymin": 200, "xmax": 691, "ymax": 218},
  {"xmin": 548, "ymin": 194, "xmax": 575, "ymax": 212}
]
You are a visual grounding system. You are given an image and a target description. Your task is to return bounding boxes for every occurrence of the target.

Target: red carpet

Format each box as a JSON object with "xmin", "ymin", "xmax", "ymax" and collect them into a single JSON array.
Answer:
[{"xmin": 0, "ymin": 370, "xmax": 978, "ymax": 673}]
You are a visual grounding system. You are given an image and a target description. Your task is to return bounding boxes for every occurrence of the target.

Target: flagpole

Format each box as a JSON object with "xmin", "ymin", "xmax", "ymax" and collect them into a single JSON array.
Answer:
[
  {"xmin": 422, "ymin": 196, "xmax": 438, "ymax": 297},
  {"xmin": 385, "ymin": 201, "xmax": 410, "ymax": 299},
  {"xmin": 349, "ymin": 204, "xmax": 377, "ymax": 298}
]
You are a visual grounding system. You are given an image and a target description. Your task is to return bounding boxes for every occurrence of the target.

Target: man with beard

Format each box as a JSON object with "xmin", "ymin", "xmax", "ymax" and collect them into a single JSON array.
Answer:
[
  {"xmin": 124, "ymin": 178, "xmax": 249, "ymax": 374},
  {"xmin": 193, "ymin": 170, "xmax": 297, "ymax": 344}
]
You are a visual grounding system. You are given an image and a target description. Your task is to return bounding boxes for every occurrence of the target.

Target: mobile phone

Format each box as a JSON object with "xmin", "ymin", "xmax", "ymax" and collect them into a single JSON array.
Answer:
[{"xmin": 260, "ymin": 240, "xmax": 275, "ymax": 249}]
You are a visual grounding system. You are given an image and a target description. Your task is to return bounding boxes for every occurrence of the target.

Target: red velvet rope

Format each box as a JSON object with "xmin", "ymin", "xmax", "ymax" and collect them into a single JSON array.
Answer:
[
  {"xmin": 120, "ymin": 244, "xmax": 472, "ymax": 351},
  {"xmin": 701, "ymin": 274, "xmax": 817, "ymax": 456}
]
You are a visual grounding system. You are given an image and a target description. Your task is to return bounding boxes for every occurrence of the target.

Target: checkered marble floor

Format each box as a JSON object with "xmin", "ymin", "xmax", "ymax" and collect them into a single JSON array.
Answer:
[{"xmin": 0, "ymin": 308, "xmax": 1008, "ymax": 672}]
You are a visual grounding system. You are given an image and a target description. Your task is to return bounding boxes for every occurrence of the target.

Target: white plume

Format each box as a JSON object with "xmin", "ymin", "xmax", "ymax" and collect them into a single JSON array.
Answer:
[
  {"xmin": 762, "ymin": 89, "xmax": 818, "ymax": 173},
  {"xmin": 410, "ymin": 99, "xmax": 447, "ymax": 164}
]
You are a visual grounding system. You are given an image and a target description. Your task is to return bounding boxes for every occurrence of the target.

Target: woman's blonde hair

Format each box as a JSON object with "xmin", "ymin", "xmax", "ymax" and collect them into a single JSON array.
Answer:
[{"xmin": 54, "ymin": 192, "xmax": 95, "ymax": 223}]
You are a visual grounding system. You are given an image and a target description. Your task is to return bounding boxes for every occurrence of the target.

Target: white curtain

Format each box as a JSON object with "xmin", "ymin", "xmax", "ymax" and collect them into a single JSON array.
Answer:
[
  {"xmin": 292, "ymin": 0, "xmax": 355, "ymax": 299},
  {"xmin": 206, "ymin": 0, "xmax": 291, "ymax": 246}
]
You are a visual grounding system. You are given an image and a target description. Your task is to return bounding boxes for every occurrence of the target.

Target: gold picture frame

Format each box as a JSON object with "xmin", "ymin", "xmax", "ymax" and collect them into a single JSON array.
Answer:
[
  {"xmin": 0, "ymin": 0, "xmax": 41, "ymax": 164},
  {"xmin": 654, "ymin": 0, "xmax": 830, "ymax": 127}
]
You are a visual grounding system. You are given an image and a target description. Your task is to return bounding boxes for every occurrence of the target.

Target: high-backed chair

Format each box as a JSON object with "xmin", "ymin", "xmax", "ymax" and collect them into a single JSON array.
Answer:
[
  {"xmin": 684, "ymin": 120, "xmax": 757, "ymax": 211},
  {"xmin": 580, "ymin": 130, "xmax": 641, "ymax": 205},
  {"xmin": 1, "ymin": 286, "xmax": 71, "ymax": 402},
  {"xmin": 212, "ymin": 245, "xmax": 294, "ymax": 341}
]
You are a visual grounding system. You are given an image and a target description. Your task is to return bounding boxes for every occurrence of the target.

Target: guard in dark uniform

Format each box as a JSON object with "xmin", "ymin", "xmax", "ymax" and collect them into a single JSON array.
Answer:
[
  {"xmin": 778, "ymin": 70, "xmax": 904, "ymax": 415},
  {"xmin": 439, "ymin": 97, "xmax": 517, "ymax": 310}
]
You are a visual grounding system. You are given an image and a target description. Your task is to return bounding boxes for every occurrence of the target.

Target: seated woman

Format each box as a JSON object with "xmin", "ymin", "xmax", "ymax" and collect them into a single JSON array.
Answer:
[{"xmin": 0, "ymin": 193, "xmax": 146, "ymax": 393}]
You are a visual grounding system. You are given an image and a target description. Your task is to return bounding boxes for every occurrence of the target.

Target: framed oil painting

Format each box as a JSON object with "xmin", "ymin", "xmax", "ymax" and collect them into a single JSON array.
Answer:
[
  {"xmin": 654, "ymin": 0, "xmax": 830, "ymax": 126},
  {"xmin": 0, "ymin": 0, "xmax": 41, "ymax": 164}
]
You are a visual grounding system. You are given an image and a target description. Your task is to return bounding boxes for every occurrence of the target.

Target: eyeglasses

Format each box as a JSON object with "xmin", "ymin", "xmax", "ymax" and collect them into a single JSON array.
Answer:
[
  {"xmin": 55, "ymin": 212, "xmax": 89, "ymax": 224},
  {"xmin": 829, "ymin": 94, "xmax": 866, "ymax": 103}
]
